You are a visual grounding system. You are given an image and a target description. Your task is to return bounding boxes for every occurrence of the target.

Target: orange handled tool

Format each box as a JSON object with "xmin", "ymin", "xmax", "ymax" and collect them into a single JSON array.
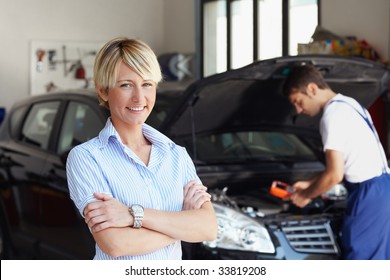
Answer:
[{"xmin": 269, "ymin": 180, "xmax": 295, "ymax": 199}]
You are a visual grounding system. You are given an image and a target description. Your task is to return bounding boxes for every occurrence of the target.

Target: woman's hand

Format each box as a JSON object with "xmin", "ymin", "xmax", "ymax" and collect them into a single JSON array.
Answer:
[
  {"xmin": 182, "ymin": 180, "xmax": 211, "ymax": 210},
  {"xmin": 83, "ymin": 193, "xmax": 132, "ymax": 233}
]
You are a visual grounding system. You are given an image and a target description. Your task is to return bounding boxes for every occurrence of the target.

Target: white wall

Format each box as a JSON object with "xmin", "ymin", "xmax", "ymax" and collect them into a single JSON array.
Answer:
[
  {"xmin": 162, "ymin": 0, "xmax": 195, "ymax": 53},
  {"xmin": 321, "ymin": 0, "xmax": 390, "ymax": 63}
]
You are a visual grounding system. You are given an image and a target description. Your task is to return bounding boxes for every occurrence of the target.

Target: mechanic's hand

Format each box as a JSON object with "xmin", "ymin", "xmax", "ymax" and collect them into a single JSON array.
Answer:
[
  {"xmin": 182, "ymin": 180, "xmax": 211, "ymax": 210},
  {"xmin": 292, "ymin": 180, "xmax": 312, "ymax": 191},
  {"xmin": 290, "ymin": 190, "xmax": 312, "ymax": 208},
  {"xmin": 84, "ymin": 193, "xmax": 132, "ymax": 233}
]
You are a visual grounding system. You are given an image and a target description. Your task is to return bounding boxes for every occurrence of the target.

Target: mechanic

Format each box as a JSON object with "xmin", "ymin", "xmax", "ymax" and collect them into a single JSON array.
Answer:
[{"xmin": 282, "ymin": 64, "xmax": 390, "ymax": 260}]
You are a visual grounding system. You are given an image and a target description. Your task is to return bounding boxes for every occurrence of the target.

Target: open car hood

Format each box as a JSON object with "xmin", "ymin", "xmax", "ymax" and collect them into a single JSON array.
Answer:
[{"xmin": 163, "ymin": 55, "xmax": 389, "ymax": 138}]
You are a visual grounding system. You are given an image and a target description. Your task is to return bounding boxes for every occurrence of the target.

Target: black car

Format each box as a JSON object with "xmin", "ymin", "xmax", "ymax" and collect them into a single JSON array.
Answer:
[
  {"xmin": 0, "ymin": 55, "xmax": 388, "ymax": 259},
  {"xmin": 165, "ymin": 55, "xmax": 389, "ymax": 260}
]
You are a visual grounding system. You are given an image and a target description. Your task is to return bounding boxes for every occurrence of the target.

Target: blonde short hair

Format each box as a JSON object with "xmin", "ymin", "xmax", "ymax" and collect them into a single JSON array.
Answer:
[{"xmin": 93, "ymin": 37, "xmax": 163, "ymax": 108}]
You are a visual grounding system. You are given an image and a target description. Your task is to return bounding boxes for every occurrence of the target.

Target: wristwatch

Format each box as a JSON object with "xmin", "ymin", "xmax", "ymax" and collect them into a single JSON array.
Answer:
[{"xmin": 129, "ymin": 204, "xmax": 144, "ymax": 228}]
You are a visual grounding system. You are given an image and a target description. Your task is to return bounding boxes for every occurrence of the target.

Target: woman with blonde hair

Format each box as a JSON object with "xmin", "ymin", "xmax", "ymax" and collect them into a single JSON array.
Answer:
[{"xmin": 66, "ymin": 37, "xmax": 217, "ymax": 260}]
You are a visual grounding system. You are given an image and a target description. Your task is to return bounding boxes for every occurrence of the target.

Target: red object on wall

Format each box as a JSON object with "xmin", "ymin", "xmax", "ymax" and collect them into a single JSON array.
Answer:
[{"xmin": 75, "ymin": 63, "xmax": 86, "ymax": 79}]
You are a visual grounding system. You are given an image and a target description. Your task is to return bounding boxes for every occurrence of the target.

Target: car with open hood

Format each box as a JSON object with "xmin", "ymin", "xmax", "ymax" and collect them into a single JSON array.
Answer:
[
  {"xmin": 0, "ymin": 55, "xmax": 388, "ymax": 259},
  {"xmin": 163, "ymin": 55, "xmax": 389, "ymax": 260}
]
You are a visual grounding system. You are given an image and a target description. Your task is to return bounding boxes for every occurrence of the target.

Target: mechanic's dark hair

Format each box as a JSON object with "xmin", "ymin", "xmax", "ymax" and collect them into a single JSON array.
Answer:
[{"xmin": 282, "ymin": 64, "xmax": 330, "ymax": 97}]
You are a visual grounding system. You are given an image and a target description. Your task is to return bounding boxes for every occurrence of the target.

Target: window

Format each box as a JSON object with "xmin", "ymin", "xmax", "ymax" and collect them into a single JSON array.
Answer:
[
  {"xmin": 257, "ymin": 0, "xmax": 283, "ymax": 60},
  {"xmin": 288, "ymin": 0, "xmax": 319, "ymax": 55},
  {"xmin": 57, "ymin": 102, "xmax": 103, "ymax": 154},
  {"xmin": 197, "ymin": 0, "xmax": 319, "ymax": 77},
  {"xmin": 203, "ymin": 0, "xmax": 227, "ymax": 76},
  {"xmin": 20, "ymin": 101, "xmax": 60, "ymax": 149},
  {"xmin": 231, "ymin": 0, "xmax": 253, "ymax": 69}
]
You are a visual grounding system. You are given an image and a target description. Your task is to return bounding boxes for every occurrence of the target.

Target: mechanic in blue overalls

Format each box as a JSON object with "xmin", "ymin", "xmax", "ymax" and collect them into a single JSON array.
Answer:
[{"xmin": 282, "ymin": 64, "xmax": 390, "ymax": 260}]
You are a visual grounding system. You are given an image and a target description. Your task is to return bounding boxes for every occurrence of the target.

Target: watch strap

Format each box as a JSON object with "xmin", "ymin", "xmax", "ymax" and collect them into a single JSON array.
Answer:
[
  {"xmin": 129, "ymin": 205, "xmax": 144, "ymax": 229},
  {"xmin": 133, "ymin": 215, "xmax": 143, "ymax": 228}
]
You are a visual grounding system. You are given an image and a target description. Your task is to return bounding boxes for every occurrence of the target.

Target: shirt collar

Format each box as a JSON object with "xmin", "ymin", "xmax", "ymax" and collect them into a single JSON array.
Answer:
[{"xmin": 98, "ymin": 118, "xmax": 176, "ymax": 151}]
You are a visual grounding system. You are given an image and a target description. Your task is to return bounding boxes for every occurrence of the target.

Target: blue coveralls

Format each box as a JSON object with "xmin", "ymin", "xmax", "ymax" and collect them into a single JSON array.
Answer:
[
  {"xmin": 331, "ymin": 100, "xmax": 390, "ymax": 259},
  {"xmin": 342, "ymin": 173, "xmax": 390, "ymax": 259}
]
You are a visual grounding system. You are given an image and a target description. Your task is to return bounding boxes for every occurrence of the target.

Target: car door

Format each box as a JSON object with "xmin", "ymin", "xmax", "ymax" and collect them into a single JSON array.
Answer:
[
  {"xmin": 39, "ymin": 99, "xmax": 106, "ymax": 259},
  {"xmin": 0, "ymin": 100, "xmax": 60, "ymax": 258}
]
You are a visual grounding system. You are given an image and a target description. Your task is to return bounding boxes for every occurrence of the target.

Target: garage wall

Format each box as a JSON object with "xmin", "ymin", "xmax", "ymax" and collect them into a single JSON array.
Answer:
[{"xmin": 162, "ymin": 0, "xmax": 195, "ymax": 54}]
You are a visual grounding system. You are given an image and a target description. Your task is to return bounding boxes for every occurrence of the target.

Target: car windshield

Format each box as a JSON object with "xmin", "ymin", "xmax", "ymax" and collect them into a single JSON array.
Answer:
[{"xmin": 179, "ymin": 131, "xmax": 317, "ymax": 162}]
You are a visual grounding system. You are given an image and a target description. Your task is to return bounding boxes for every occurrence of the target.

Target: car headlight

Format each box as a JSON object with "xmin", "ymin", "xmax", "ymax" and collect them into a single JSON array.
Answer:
[{"xmin": 203, "ymin": 203, "xmax": 275, "ymax": 254}]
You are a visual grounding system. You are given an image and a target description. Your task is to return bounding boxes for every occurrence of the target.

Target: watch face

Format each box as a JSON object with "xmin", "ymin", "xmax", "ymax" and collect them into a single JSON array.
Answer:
[{"xmin": 132, "ymin": 204, "xmax": 143, "ymax": 214}]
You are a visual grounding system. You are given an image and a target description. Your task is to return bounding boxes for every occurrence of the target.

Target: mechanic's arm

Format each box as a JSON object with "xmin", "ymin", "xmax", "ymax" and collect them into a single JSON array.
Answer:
[
  {"xmin": 292, "ymin": 174, "xmax": 319, "ymax": 190},
  {"xmin": 290, "ymin": 149, "xmax": 344, "ymax": 208}
]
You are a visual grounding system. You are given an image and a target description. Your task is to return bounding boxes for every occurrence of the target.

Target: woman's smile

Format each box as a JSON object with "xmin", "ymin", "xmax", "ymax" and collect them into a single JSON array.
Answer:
[{"xmin": 127, "ymin": 106, "xmax": 146, "ymax": 112}]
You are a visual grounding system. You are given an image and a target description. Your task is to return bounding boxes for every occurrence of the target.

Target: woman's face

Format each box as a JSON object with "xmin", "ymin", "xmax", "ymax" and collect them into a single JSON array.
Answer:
[{"xmin": 99, "ymin": 62, "xmax": 156, "ymax": 128}]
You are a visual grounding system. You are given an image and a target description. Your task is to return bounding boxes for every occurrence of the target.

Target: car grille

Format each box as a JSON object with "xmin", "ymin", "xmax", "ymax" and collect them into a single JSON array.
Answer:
[{"xmin": 281, "ymin": 218, "xmax": 340, "ymax": 255}]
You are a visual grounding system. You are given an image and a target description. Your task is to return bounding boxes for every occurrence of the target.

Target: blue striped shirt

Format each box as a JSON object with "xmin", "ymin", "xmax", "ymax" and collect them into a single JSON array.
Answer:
[{"xmin": 66, "ymin": 118, "xmax": 200, "ymax": 260}]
